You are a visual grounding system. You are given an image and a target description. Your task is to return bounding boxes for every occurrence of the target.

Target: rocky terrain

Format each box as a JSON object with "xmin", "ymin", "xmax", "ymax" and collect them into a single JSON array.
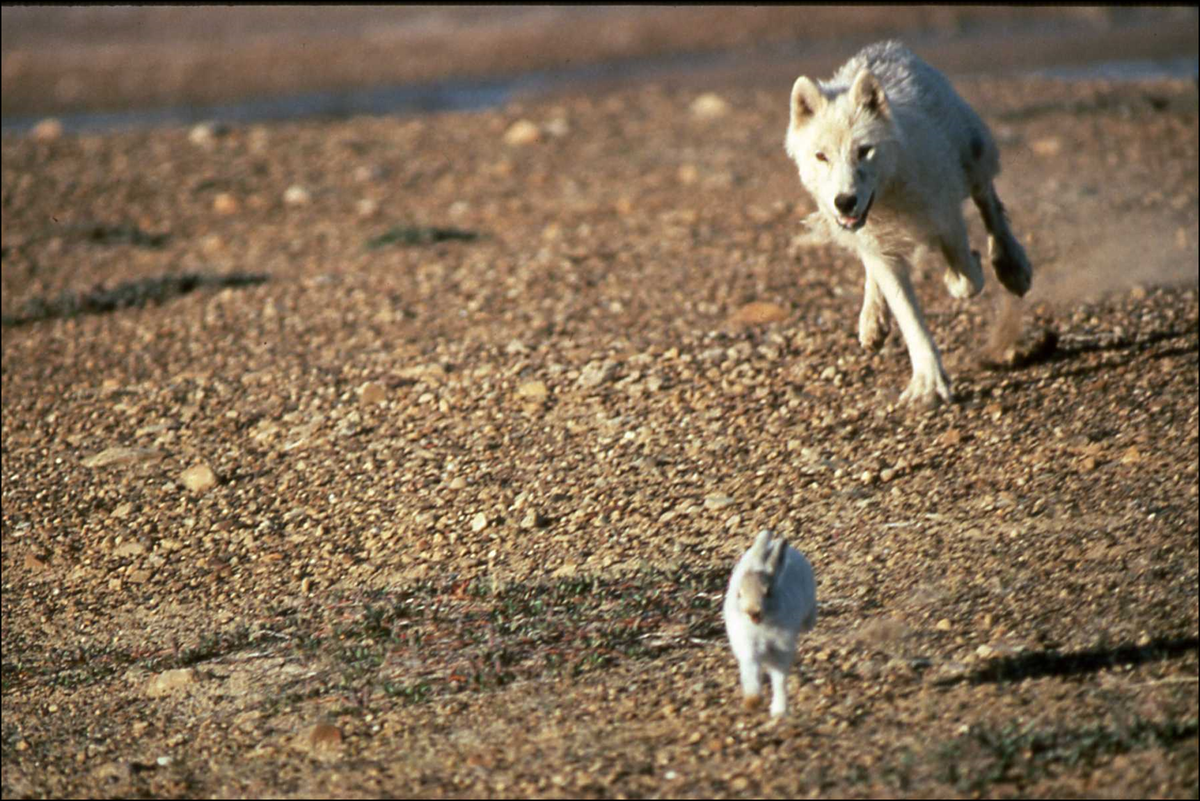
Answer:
[{"xmin": 2, "ymin": 7, "xmax": 1198, "ymax": 799}]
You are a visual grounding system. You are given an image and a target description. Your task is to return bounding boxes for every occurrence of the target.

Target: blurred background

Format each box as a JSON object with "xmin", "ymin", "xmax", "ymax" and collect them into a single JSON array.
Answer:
[{"xmin": 3, "ymin": 5, "xmax": 1197, "ymax": 133}]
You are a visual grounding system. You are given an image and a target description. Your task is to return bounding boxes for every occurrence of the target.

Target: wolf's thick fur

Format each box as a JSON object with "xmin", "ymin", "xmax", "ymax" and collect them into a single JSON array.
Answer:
[{"xmin": 785, "ymin": 41, "xmax": 1032, "ymax": 406}]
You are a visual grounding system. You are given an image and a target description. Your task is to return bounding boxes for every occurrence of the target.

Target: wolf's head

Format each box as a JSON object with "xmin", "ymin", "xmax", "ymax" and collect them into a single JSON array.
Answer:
[{"xmin": 784, "ymin": 68, "xmax": 897, "ymax": 232}]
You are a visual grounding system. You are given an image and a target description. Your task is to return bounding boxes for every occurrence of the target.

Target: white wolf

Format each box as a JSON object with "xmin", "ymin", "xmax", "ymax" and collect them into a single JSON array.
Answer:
[{"xmin": 785, "ymin": 40, "xmax": 1032, "ymax": 406}]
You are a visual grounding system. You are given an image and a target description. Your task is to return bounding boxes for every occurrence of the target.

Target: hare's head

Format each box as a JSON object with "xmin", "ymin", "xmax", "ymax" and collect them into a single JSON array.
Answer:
[{"xmin": 737, "ymin": 530, "xmax": 788, "ymax": 624}]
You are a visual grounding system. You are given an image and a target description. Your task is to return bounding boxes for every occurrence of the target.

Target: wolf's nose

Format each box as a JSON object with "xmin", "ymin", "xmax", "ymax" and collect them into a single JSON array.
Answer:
[{"xmin": 834, "ymin": 193, "xmax": 858, "ymax": 214}]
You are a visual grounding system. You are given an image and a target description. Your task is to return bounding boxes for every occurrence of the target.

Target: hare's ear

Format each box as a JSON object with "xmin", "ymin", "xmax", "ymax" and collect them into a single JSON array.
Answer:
[
  {"xmin": 750, "ymin": 530, "xmax": 773, "ymax": 562},
  {"xmin": 767, "ymin": 538, "xmax": 788, "ymax": 578}
]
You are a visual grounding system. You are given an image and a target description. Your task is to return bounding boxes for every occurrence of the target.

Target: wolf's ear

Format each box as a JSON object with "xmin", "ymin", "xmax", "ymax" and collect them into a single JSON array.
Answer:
[
  {"xmin": 851, "ymin": 68, "xmax": 889, "ymax": 119},
  {"xmin": 790, "ymin": 76, "xmax": 824, "ymax": 128}
]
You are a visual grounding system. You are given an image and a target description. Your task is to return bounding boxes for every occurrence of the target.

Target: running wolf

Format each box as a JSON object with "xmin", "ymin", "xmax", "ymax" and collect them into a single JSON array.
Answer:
[{"xmin": 785, "ymin": 40, "xmax": 1032, "ymax": 406}]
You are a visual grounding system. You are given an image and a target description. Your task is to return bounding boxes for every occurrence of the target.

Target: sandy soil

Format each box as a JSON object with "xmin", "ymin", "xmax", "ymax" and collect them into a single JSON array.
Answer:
[{"xmin": 2, "ymin": 8, "xmax": 1198, "ymax": 800}]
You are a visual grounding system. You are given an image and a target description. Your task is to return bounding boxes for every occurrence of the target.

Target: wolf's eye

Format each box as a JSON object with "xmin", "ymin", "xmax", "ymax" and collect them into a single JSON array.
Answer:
[
  {"xmin": 815, "ymin": 151, "xmax": 828, "ymax": 163},
  {"xmin": 858, "ymin": 144, "xmax": 874, "ymax": 161}
]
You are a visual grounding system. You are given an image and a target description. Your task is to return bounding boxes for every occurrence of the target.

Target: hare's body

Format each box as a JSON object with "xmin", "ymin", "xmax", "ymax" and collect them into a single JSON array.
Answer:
[{"xmin": 723, "ymin": 530, "xmax": 817, "ymax": 717}]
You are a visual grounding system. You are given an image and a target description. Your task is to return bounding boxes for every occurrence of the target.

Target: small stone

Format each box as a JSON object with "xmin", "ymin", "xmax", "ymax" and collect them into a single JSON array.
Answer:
[
  {"xmin": 879, "ymin": 468, "xmax": 896, "ymax": 482},
  {"xmin": 283, "ymin": 185, "xmax": 311, "ymax": 206},
  {"xmin": 447, "ymin": 476, "xmax": 467, "ymax": 490},
  {"xmin": 860, "ymin": 470, "xmax": 877, "ymax": 484},
  {"xmin": 212, "ymin": 193, "xmax": 239, "ymax": 215},
  {"xmin": 156, "ymin": 756, "xmax": 173, "ymax": 767},
  {"xmin": 145, "ymin": 668, "xmax": 197, "ymax": 698},
  {"xmin": 359, "ymin": 381, "xmax": 387, "ymax": 405},
  {"xmin": 704, "ymin": 494, "xmax": 735, "ymax": 511},
  {"xmin": 1120, "ymin": 446, "xmax": 1142, "ymax": 465},
  {"xmin": 503, "ymin": 119, "xmax": 541, "ymax": 146},
  {"xmin": 516, "ymin": 381, "xmax": 549, "ymax": 400},
  {"xmin": 690, "ymin": 93, "xmax": 730, "ymax": 119},
  {"xmin": 677, "ymin": 164, "xmax": 699, "ymax": 185},
  {"xmin": 1080, "ymin": 455, "xmax": 1097, "ymax": 472},
  {"xmin": 544, "ymin": 117, "xmax": 570, "ymax": 138},
  {"xmin": 82, "ymin": 447, "xmax": 165, "ymax": 468},
  {"xmin": 24, "ymin": 552, "xmax": 47, "ymax": 571},
  {"xmin": 356, "ymin": 198, "xmax": 379, "ymax": 218},
  {"xmin": 976, "ymin": 644, "xmax": 995, "ymax": 658},
  {"xmin": 578, "ymin": 360, "xmax": 616, "ymax": 388},
  {"xmin": 471, "ymin": 513, "xmax": 489, "ymax": 533},
  {"xmin": 188, "ymin": 121, "xmax": 227, "ymax": 147},
  {"xmin": 181, "ymin": 463, "xmax": 218, "ymax": 493},
  {"xmin": 940, "ymin": 428, "xmax": 964, "ymax": 446},
  {"xmin": 299, "ymin": 722, "xmax": 343, "ymax": 755},
  {"xmin": 935, "ymin": 618, "xmax": 952, "ymax": 631},
  {"xmin": 1030, "ymin": 137, "xmax": 1062, "ymax": 157},
  {"xmin": 31, "ymin": 118, "xmax": 64, "ymax": 141},
  {"xmin": 520, "ymin": 509, "xmax": 548, "ymax": 529},
  {"xmin": 113, "ymin": 540, "xmax": 146, "ymax": 559},
  {"xmin": 728, "ymin": 302, "xmax": 789, "ymax": 325}
]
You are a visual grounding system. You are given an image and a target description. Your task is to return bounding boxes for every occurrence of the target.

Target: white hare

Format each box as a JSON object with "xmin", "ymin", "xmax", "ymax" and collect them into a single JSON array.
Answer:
[{"xmin": 723, "ymin": 530, "xmax": 818, "ymax": 718}]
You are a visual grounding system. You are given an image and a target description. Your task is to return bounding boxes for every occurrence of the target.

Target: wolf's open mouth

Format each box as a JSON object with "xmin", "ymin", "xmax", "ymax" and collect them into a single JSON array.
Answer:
[{"xmin": 837, "ymin": 192, "xmax": 875, "ymax": 231}]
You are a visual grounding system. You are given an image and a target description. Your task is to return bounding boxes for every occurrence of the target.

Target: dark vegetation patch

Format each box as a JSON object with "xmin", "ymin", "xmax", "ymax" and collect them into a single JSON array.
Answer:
[
  {"xmin": 364, "ymin": 225, "xmax": 481, "ymax": 249},
  {"xmin": 1, "ymin": 272, "xmax": 269, "ymax": 327}
]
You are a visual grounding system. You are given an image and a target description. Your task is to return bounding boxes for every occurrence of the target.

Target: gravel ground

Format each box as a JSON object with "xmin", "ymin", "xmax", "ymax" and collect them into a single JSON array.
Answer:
[{"xmin": 2, "ymin": 21, "xmax": 1199, "ymax": 800}]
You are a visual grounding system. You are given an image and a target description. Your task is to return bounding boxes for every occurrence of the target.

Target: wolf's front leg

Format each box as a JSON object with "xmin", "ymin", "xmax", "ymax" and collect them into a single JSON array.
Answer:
[
  {"xmin": 858, "ymin": 272, "xmax": 891, "ymax": 351},
  {"xmin": 937, "ymin": 215, "xmax": 985, "ymax": 300},
  {"xmin": 864, "ymin": 254, "xmax": 952, "ymax": 407}
]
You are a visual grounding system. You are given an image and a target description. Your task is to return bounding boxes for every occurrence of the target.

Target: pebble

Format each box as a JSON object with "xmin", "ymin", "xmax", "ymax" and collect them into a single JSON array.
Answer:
[
  {"xmin": 82, "ymin": 447, "xmax": 164, "ymax": 468},
  {"xmin": 471, "ymin": 513, "xmax": 489, "ymax": 532},
  {"xmin": 935, "ymin": 618, "xmax": 952, "ymax": 631},
  {"xmin": 181, "ymin": 463, "xmax": 218, "ymax": 493},
  {"xmin": 283, "ymin": 184, "xmax": 312, "ymax": 206},
  {"xmin": 188, "ymin": 121, "xmax": 228, "ymax": 147},
  {"xmin": 1030, "ymin": 137, "xmax": 1062, "ymax": 156},
  {"xmin": 31, "ymin": 118, "xmax": 64, "ymax": 141},
  {"xmin": 297, "ymin": 722, "xmax": 343, "ymax": 755},
  {"xmin": 145, "ymin": 668, "xmax": 198, "ymax": 698},
  {"xmin": 578, "ymin": 360, "xmax": 616, "ymax": 388},
  {"xmin": 879, "ymin": 467, "xmax": 896, "ymax": 482},
  {"xmin": 704, "ymin": 494, "xmax": 735, "ymax": 511},
  {"xmin": 1120, "ymin": 446, "xmax": 1142, "ymax": 465},
  {"xmin": 729, "ymin": 302, "xmax": 789, "ymax": 325},
  {"xmin": 690, "ymin": 92, "xmax": 730, "ymax": 119},
  {"xmin": 356, "ymin": 198, "xmax": 380, "ymax": 218},
  {"xmin": 212, "ymin": 193, "xmax": 240, "ymax": 215},
  {"xmin": 503, "ymin": 119, "xmax": 541, "ymax": 146},
  {"xmin": 113, "ymin": 540, "xmax": 146, "ymax": 558},
  {"xmin": 516, "ymin": 380, "xmax": 549, "ymax": 400},
  {"xmin": 359, "ymin": 381, "xmax": 387, "ymax": 405}
]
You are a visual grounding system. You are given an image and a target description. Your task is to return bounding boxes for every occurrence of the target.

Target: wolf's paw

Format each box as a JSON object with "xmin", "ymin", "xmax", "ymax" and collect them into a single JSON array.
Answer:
[
  {"xmin": 858, "ymin": 300, "xmax": 891, "ymax": 351},
  {"xmin": 944, "ymin": 251, "xmax": 985, "ymax": 299},
  {"xmin": 899, "ymin": 368, "xmax": 953, "ymax": 408},
  {"xmin": 990, "ymin": 235, "xmax": 1032, "ymax": 297}
]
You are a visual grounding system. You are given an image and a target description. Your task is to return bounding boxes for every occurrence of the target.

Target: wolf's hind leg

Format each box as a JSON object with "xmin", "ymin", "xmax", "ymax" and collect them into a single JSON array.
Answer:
[{"xmin": 972, "ymin": 182, "xmax": 1032, "ymax": 297}]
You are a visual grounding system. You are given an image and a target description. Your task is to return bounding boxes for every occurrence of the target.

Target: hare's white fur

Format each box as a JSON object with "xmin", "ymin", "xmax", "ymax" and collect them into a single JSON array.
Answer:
[{"xmin": 723, "ymin": 530, "xmax": 817, "ymax": 718}]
